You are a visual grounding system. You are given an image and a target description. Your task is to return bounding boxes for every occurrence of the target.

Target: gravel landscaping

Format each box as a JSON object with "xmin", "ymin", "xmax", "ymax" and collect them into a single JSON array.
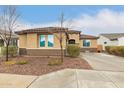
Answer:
[{"xmin": 0, "ymin": 56, "xmax": 92, "ymax": 76}]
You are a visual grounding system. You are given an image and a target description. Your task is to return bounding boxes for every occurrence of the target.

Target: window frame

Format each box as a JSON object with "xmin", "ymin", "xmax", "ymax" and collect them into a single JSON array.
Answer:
[
  {"xmin": 39, "ymin": 35, "xmax": 45, "ymax": 47},
  {"xmin": 48, "ymin": 34, "xmax": 54, "ymax": 47}
]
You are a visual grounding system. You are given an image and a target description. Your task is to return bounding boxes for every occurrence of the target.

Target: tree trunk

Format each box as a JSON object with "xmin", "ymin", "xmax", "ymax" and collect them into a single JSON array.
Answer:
[
  {"xmin": 60, "ymin": 40, "xmax": 64, "ymax": 62},
  {"xmin": 6, "ymin": 45, "xmax": 9, "ymax": 61},
  {"xmin": 65, "ymin": 39, "xmax": 68, "ymax": 56}
]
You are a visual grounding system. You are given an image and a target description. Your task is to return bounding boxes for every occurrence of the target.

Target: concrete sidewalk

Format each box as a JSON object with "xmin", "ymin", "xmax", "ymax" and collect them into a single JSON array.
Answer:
[
  {"xmin": 0, "ymin": 69, "xmax": 124, "ymax": 88},
  {"xmin": 29, "ymin": 69, "xmax": 124, "ymax": 88},
  {"xmin": 0, "ymin": 73, "xmax": 37, "ymax": 88}
]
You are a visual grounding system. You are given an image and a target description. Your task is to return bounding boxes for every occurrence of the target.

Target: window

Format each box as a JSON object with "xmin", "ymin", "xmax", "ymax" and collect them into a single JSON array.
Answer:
[
  {"xmin": 40, "ymin": 35, "xmax": 45, "ymax": 47},
  {"xmin": 83, "ymin": 40, "xmax": 91, "ymax": 47},
  {"xmin": 39, "ymin": 35, "xmax": 54, "ymax": 47},
  {"xmin": 68, "ymin": 39, "xmax": 75, "ymax": 44},
  {"xmin": 48, "ymin": 35, "xmax": 54, "ymax": 47},
  {"xmin": 104, "ymin": 42, "xmax": 107, "ymax": 44}
]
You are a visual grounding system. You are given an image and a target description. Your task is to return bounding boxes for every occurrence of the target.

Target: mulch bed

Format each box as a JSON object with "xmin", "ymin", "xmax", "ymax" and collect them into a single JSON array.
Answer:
[{"xmin": 0, "ymin": 56, "xmax": 92, "ymax": 76}]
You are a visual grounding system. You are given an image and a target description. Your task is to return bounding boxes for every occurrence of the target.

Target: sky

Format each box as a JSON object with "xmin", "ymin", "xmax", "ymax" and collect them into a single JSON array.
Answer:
[{"xmin": 2, "ymin": 5, "xmax": 124, "ymax": 36}]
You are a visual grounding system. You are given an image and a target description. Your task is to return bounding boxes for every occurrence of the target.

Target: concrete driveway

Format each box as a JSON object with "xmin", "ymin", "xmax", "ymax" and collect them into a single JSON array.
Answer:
[{"xmin": 81, "ymin": 53, "xmax": 124, "ymax": 72}]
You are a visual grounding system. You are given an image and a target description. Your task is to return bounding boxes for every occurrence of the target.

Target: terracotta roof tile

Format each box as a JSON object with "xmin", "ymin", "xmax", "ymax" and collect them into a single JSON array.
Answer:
[
  {"xmin": 80, "ymin": 34, "xmax": 98, "ymax": 39},
  {"xmin": 15, "ymin": 27, "xmax": 81, "ymax": 35}
]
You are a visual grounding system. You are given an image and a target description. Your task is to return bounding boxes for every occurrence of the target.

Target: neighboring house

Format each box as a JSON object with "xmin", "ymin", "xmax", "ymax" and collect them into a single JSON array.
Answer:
[
  {"xmin": 98, "ymin": 33, "xmax": 124, "ymax": 51},
  {"xmin": 0, "ymin": 30, "xmax": 18, "ymax": 47},
  {"xmin": 15, "ymin": 27, "xmax": 98, "ymax": 56},
  {"xmin": 0, "ymin": 30, "xmax": 18, "ymax": 54},
  {"xmin": 80, "ymin": 34, "xmax": 98, "ymax": 52}
]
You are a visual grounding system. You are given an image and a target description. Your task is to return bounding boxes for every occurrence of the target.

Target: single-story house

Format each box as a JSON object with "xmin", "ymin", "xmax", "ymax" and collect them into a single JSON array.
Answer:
[
  {"xmin": 15, "ymin": 27, "xmax": 98, "ymax": 56},
  {"xmin": 97, "ymin": 33, "xmax": 124, "ymax": 51}
]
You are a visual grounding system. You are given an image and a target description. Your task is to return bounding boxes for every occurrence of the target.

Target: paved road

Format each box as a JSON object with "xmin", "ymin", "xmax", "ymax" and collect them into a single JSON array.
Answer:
[{"xmin": 81, "ymin": 53, "xmax": 124, "ymax": 72}]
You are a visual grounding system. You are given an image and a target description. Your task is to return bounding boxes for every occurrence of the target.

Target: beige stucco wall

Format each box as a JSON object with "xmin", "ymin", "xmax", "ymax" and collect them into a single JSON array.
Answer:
[
  {"xmin": 19, "ymin": 34, "xmax": 27, "ymax": 48},
  {"xmin": 80, "ymin": 39, "xmax": 97, "ymax": 48},
  {"xmin": 91, "ymin": 39, "xmax": 97, "ymax": 48},
  {"xmin": 27, "ymin": 33, "xmax": 37, "ymax": 48},
  {"xmin": 54, "ymin": 33, "xmax": 66, "ymax": 48},
  {"xmin": 53, "ymin": 33, "xmax": 80, "ymax": 48},
  {"xmin": 69, "ymin": 33, "xmax": 80, "ymax": 45},
  {"xmin": 19, "ymin": 32, "xmax": 80, "ymax": 49}
]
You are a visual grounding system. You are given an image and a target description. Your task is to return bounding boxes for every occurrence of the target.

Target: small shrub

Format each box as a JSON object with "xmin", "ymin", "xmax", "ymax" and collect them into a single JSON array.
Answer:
[
  {"xmin": 1, "ymin": 46, "xmax": 18, "ymax": 57},
  {"xmin": 105, "ymin": 46, "xmax": 111, "ymax": 53},
  {"xmin": 109, "ymin": 46, "xmax": 117, "ymax": 55},
  {"xmin": 0, "ymin": 43, "xmax": 4, "ymax": 47},
  {"xmin": 4, "ymin": 61, "xmax": 16, "ymax": 66},
  {"xmin": 105, "ymin": 46, "xmax": 124, "ymax": 56},
  {"xmin": 17, "ymin": 60, "xmax": 28, "ymax": 65},
  {"xmin": 116, "ymin": 46, "xmax": 124, "ymax": 55},
  {"xmin": 48, "ymin": 58, "xmax": 62, "ymax": 66},
  {"xmin": 67, "ymin": 44, "xmax": 80, "ymax": 57}
]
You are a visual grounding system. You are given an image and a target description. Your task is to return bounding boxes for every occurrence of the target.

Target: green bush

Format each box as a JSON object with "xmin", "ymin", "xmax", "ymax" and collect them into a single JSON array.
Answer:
[
  {"xmin": 48, "ymin": 58, "xmax": 62, "ymax": 66},
  {"xmin": 0, "ymin": 43, "xmax": 4, "ymax": 47},
  {"xmin": 117, "ymin": 46, "xmax": 124, "ymax": 55},
  {"xmin": 105, "ymin": 46, "xmax": 124, "ymax": 56},
  {"xmin": 1, "ymin": 46, "xmax": 18, "ymax": 57},
  {"xmin": 105, "ymin": 46, "xmax": 111, "ymax": 53},
  {"xmin": 67, "ymin": 44, "xmax": 80, "ymax": 57},
  {"xmin": 109, "ymin": 46, "xmax": 117, "ymax": 54},
  {"xmin": 17, "ymin": 60, "xmax": 28, "ymax": 65}
]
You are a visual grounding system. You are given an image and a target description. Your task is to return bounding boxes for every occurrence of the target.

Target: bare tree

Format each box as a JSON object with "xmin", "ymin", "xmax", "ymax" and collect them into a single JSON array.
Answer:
[
  {"xmin": 0, "ymin": 6, "xmax": 20, "ymax": 61},
  {"xmin": 56, "ymin": 12, "xmax": 70, "ymax": 62},
  {"xmin": 59, "ymin": 12, "xmax": 64, "ymax": 62},
  {"xmin": 59, "ymin": 13, "xmax": 76, "ymax": 57}
]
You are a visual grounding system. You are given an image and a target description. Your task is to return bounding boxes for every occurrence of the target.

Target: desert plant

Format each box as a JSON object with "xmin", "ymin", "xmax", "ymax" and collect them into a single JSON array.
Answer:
[
  {"xmin": 105, "ymin": 46, "xmax": 124, "ymax": 56},
  {"xmin": 67, "ymin": 44, "xmax": 80, "ymax": 57},
  {"xmin": 1, "ymin": 46, "xmax": 18, "ymax": 57},
  {"xmin": 116, "ymin": 46, "xmax": 124, "ymax": 55},
  {"xmin": 17, "ymin": 60, "xmax": 28, "ymax": 65},
  {"xmin": 0, "ymin": 43, "xmax": 4, "ymax": 47},
  {"xmin": 109, "ymin": 46, "xmax": 117, "ymax": 55},
  {"xmin": 4, "ymin": 61, "xmax": 16, "ymax": 66},
  {"xmin": 48, "ymin": 58, "xmax": 62, "ymax": 66},
  {"xmin": 105, "ymin": 46, "xmax": 111, "ymax": 53}
]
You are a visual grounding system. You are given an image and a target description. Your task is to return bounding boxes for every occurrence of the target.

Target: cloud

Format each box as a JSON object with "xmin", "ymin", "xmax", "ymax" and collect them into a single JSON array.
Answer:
[
  {"xmin": 16, "ymin": 9, "xmax": 124, "ymax": 35},
  {"xmin": 71, "ymin": 9, "xmax": 124, "ymax": 35}
]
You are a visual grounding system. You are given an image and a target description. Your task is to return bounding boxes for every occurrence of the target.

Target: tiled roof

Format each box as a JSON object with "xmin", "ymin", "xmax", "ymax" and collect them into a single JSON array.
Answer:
[
  {"xmin": 80, "ymin": 34, "xmax": 98, "ymax": 39},
  {"xmin": 15, "ymin": 27, "xmax": 81, "ymax": 35},
  {"xmin": 100, "ymin": 33, "xmax": 124, "ymax": 40}
]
